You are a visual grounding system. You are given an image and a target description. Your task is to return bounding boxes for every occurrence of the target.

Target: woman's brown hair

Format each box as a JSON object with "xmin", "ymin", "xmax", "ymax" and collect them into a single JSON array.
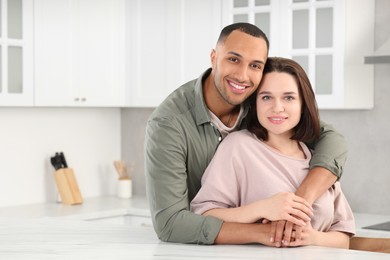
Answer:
[{"xmin": 246, "ymin": 57, "xmax": 321, "ymax": 143}]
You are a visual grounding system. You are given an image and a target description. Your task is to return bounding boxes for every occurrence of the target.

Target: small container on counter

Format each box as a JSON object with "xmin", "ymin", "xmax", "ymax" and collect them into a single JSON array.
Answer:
[
  {"xmin": 113, "ymin": 160, "xmax": 134, "ymax": 198},
  {"xmin": 117, "ymin": 178, "xmax": 132, "ymax": 198}
]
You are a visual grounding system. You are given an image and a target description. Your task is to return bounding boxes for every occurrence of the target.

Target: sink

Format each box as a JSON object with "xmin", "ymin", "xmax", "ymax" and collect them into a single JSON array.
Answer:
[{"xmin": 363, "ymin": 221, "xmax": 390, "ymax": 231}]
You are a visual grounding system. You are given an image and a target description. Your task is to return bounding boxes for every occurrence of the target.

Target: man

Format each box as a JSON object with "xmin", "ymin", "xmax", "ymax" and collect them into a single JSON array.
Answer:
[{"xmin": 144, "ymin": 23, "xmax": 345, "ymax": 246}]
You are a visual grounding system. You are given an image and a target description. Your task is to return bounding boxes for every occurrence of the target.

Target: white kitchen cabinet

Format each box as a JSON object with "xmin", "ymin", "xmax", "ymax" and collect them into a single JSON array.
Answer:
[
  {"xmin": 124, "ymin": 0, "xmax": 222, "ymax": 107},
  {"xmin": 222, "ymin": 0, "xmax": 374, "ymax": 109},
  {"xmin": 0, "ymin": 0, "xmax": 33, "ymax": 106},
  {"xmin": 34, "ymin": 0, "xmax": 126, "ymax": 107}
]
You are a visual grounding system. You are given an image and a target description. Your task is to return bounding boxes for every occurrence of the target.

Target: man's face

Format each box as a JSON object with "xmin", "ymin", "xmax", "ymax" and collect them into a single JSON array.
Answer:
[{"xmin": 211, "ymin": 30, "xmax": 268, "ymax": 107}]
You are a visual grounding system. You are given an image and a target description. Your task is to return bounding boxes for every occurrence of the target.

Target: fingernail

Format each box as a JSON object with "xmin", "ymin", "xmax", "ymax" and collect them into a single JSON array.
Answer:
[
  {"xmin": 276, "ymin": 242, "xmax": 281, "ymax": 247},
  {"xmin": 270, "ymin": 237, "xmax": 274, "ymax": 242}
]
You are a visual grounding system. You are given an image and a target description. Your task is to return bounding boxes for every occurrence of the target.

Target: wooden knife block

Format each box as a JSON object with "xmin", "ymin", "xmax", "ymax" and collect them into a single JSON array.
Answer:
[{"xmin": 54, "ymin": 168, "xmax": 83, "ymax": 205}]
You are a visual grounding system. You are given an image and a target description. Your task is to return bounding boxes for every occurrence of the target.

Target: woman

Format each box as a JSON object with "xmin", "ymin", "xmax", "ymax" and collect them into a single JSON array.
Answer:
[{"xmin": 191, "ymin": 57, "xmax": 355, "ymax": 248}]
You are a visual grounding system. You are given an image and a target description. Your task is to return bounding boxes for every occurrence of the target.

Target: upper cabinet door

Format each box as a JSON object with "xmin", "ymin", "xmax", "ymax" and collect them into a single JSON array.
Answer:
[
  {"xmin": 222, "ymin": 0, "xmax": 374, "ymax": 109},
  {"xmin": 124, "ymin": 0, "xmax": 222, "ymax": 107},
  {"xmin": 33, "ymin": 0, "xmax": 73, "ymax": 106},
  {"xmin": 75, "ymin": 0, "xmax": 125, "ymax": 107},
  {"xmin": 0, "ymin": 0, "xmax": 33, "ymax": 106},
  {"xmin": 34, "ymin": 0, "xmax": 125, "ymax": 107}
]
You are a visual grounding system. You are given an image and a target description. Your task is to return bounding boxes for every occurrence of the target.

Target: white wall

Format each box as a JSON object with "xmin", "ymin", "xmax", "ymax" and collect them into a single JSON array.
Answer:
[
  {"xmin": 0, "ymin": 108, "xmax": 121, "ymax": 207},
  {"xmin": 320, "ymin": 63, "xmax": 390, "ymax": 215},
  {"xmin": 121, "ymin": 108, "xmax": 153, "ymax": 196}
]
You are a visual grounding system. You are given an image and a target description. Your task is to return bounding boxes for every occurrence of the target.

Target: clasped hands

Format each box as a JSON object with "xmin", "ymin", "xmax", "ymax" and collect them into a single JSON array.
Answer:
[{"xmin": 259, "ymin": 192, "xmax": 314, "ymax": 248}]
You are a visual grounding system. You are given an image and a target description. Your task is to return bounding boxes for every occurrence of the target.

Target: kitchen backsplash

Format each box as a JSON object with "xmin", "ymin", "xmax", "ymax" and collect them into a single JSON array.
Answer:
[{"xmin": 0, "ymin": 108, "xmax": 121, "ymax": 207}]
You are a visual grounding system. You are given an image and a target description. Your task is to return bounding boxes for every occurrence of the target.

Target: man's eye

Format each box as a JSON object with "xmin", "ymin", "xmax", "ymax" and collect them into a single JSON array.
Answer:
[
  {"xmin": 251, "ymin": 64, "xmax": 262, "ymax": 70},
  {"xmin": 229, "ymin": 57, "xmax": 239, "ymax": 62}
]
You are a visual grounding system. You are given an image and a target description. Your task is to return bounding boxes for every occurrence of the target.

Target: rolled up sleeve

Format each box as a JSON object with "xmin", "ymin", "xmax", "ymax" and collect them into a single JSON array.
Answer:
[{"xmin": 308, "ymin": 121, "xmax": 348, "ymax": 179}]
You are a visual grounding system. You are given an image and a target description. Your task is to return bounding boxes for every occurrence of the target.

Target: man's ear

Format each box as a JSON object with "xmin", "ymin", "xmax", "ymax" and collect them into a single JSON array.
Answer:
[{"xmin": 210, "ymin": 49, "xmax": 216, "ymax": 69}]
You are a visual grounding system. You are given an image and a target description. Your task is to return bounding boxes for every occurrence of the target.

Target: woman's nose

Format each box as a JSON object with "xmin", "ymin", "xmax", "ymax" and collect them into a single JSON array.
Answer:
[{"xmin": 273, "ymin": 100, "xmax": 285, "ymax": 113}]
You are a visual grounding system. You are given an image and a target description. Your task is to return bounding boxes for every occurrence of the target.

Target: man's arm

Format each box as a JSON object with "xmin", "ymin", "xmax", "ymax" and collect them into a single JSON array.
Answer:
[
  {"xmin": 295, "ymin": 167, "xmax": 337, "ymax": 205},
  {"xmin": 271, "ymin": 121, "xmax": 347, "ymax": 246},
  {"xmin": 145, "ymin": 119, "xmax": 222, "ymax": 244},
  {"xmin": 298, "ymin": 121, "xmax": 346, "ymax": 202},
  {"xmin": 307, "ymin": 121, "xmax": 348, "ymax": 180},
  {"xmin": 215, "ymin": 222, "xmax": 274, "ymax": 245}
]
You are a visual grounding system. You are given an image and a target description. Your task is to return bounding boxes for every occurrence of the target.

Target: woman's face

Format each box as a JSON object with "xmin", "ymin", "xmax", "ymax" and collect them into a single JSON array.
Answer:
[{"xmin": 256, "ymin": 71, "xmax": 302, "ymax": 139}]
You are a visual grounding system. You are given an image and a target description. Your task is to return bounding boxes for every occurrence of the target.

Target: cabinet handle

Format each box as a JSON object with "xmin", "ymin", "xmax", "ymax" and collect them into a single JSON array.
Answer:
[
  {"xmin": 81, "ymin": 97, "xmax": 87, "ymax": 102},
  {"xmin": 74, "ymin": 97, "xmax": 80, "ymax": 102}
]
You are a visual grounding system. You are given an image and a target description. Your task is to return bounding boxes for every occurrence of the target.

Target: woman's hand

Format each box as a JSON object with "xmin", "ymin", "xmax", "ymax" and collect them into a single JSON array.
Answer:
[
  {"xmin": 258, "ymin": 192, "xmax": 313, "ymax": 226},
  {"xmin": 286, "ymin": 221, "xmax": 315, "ymax": 247},
  {"xmin": 287, "ymin": 221, "xmax": 350, "ymax": 249}
]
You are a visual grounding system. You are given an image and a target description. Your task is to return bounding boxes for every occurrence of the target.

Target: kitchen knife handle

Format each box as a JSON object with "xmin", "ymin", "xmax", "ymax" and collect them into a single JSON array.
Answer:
[{"xmin": 60, "ymin": 152, "xmax": 68, "ymax": 168}]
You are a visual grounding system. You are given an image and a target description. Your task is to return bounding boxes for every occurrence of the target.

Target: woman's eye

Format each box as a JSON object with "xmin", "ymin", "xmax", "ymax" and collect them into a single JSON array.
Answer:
[
  {"xmin": 285, "ymin": 96, "xmax": 295, "ymax": 101},
  {"xmin": 261, "ymin": 96, "xmax": 270, "ymax": 101}
]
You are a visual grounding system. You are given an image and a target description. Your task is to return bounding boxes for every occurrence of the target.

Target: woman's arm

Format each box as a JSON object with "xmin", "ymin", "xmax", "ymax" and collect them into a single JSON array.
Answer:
[
  {"xmin": 288, "ymin": 221, "xmax": 350, "ymax": 249},
  {"xmin": 203, "ymin": 192, "xmax": 312, "ymax": 227}
]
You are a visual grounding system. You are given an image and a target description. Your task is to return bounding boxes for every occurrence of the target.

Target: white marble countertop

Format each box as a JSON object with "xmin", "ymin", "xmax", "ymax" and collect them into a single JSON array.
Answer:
[{"xmin": 1, "ymin": 196, "xmax": 389, "ymax": 259}]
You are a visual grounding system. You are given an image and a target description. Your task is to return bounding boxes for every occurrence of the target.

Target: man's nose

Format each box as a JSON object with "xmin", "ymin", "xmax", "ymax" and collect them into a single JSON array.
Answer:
[{"xmin": 234, "ymin": 64, "xmax": 249, "ymax": 83}]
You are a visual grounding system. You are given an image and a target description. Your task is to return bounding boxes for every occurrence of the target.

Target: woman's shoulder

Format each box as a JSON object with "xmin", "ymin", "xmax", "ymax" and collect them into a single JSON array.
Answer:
[
  {"xmin": 220, "ymin": 130, "xmax": 259, "ymax": 151},
  {"xmin": 214, "ymin": 130, "xmax": 260, "ymax": 161},
  {"xmin": 224, "ymin": 129, "xmax": 256, "ymax": 142}
]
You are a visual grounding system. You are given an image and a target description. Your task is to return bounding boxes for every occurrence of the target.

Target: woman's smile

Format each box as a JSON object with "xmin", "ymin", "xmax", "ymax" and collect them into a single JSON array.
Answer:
[{"xmin": 268, "ymin": 116, "xmax": 288, "ymax": 124}]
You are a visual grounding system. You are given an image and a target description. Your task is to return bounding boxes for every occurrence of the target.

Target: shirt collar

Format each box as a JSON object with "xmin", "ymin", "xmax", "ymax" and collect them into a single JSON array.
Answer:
[{"xmin": 194, "ymin": 68, "xmax": 212, "ymax": 126}]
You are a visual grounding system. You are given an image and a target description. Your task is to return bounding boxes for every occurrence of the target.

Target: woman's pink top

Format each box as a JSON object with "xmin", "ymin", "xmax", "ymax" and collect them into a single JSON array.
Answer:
[{"xmin": 191, "ymin": 130, "xmax": 355, "ymax": 235}]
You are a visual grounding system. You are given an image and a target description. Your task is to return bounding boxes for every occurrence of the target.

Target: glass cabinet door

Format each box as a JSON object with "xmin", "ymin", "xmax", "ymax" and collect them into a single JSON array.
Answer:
[
  {"xmin": 287, "ymin": 0, "xmax": 344, "ymax": 108},
  {"xmin": 223, "ymin": 0, "xmax": 275, "ymax": 54},
  {"xmin": 0, "ymin": 0, "xmax": 33, "ymax": 106}
]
